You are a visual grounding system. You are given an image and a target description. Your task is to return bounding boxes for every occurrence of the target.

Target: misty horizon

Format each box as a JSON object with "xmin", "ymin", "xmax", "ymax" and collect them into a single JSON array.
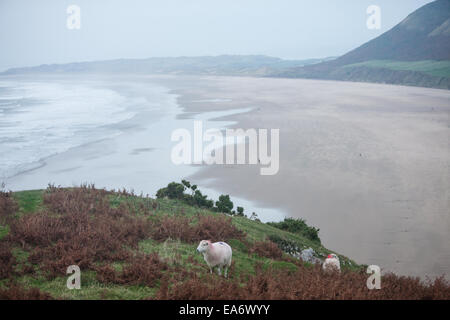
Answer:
[{"xmin": 0, "ymin": 0, "xmax": 433, "ymax": 72}]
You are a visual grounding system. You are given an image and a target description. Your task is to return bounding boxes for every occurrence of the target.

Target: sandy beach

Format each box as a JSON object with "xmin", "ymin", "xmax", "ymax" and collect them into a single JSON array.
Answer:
[
  {"xmin": 151, "ymin": 75, "xmax": 450, "ymax": 279},
  {"xmin": 3, "ymin": 74, "xmax": 450, "ymax": 279}
]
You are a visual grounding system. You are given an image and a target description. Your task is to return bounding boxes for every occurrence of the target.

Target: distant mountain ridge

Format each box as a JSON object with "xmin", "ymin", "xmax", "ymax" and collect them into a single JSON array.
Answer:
[
  {"xmin": 275, "ymin": 0, "xmax": 450, "ymax": 89},
  {"xmin": 1, "ymin": 55, "xmax": 334, "ymax": 77}
]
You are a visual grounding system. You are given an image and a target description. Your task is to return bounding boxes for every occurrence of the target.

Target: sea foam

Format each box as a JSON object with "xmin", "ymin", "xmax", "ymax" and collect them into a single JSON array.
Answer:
[{"xmin": 0, "ymin": 80, "xmax": 135, "ymax": 179}]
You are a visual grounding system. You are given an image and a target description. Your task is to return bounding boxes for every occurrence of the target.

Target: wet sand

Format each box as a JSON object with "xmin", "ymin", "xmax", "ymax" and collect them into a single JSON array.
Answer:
[{"xmin": 150, "ymin": 75, "xmax": 450, "ymax": 279}]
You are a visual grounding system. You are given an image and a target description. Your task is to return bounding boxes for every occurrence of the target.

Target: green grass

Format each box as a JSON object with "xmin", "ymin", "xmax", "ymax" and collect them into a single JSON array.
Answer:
[
  {"xmin": 12, "ymin": 190, "xmax": 44, "ymax": 215},
  {"xmin": 0, "ymin": 225, "xmax": 9, "ymax": 240},
  {"xmin": 1, "ymin": 189, "xmax": 360, "ymax": 299},
  {"xmin": 17, "ymin": 272, "xmax": 157, "ymax": 300},
  {"xmin": 343, "ymin": 60, "xmax": 450, "ymax": 78}
]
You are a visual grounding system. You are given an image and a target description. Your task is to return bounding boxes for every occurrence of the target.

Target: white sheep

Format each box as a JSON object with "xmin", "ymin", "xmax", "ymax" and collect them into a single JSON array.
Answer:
[
  {"xmin": 322, "ymin": 253, "xmax": 341, "ymax": 273},
  {"xmin": 196, "ymin": 240, "xmax": 232, "ymax": 278}
]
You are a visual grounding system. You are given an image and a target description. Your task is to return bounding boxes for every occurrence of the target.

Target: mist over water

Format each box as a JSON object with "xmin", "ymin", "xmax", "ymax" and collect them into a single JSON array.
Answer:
[
  {"xmin": 0, "ymin": 75, "xmax": 284, "ymax": 223},
  {"xmin": 0, "ymin": 79, "xmax": 135, "ymax": 179}
]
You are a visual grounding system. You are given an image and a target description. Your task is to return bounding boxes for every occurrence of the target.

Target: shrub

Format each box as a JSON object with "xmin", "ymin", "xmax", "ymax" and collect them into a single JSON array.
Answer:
[
  {"xmin": 157, "ymin": 181, "xmax": 215, "ymax": 209},
  {"xmin": 268, "ymin": 234, "xmax": 302, "ymax": 256},
  {"xmin": 0, "ymin": 283, "xmax": 53, "ymax": 300},
  {"xmin": 150, "ymin": 214, "xmax": 246, "ymax": 243},
  {"xmin": 150, "ymin": 216, "xmax": 196, "ymax": 243},
  {"xmin": 8, "ymin": 186, "xmax": 151, "ymax": 278},
  {"xmin": 249, "ymin": 240, "xmax": 284, "ymax": 260},
  {"xmin": 96, "ymin": 253, "xmax": 168, "ymax": 287},
  {"xmin": 194, "ymin": 215, "xmax": 246, "ymax": 242},
  {"xmin": 156, "ymin": 182, "xmax": 186, "ymax": 200},
  {"xmin": 156, "ymin": 273, "xmax": 242, "ymax": 300},
  {"xmin": 156, "ymin": 263, "xmax": 450, "ymax": 300},
  {"xmin": 0, "ymin": 242, "xmax": 16, "ymax": 279},
  {"xmin": 191, "ymin": 190, "xmax": 214, "ymax": 208},
  {"xmin": 267, "ymin": 218, "xmax": 321, "ymax": 244},
  {"xmin": 215, "ymin": 195, "xmax": 233, "ymax": 213},
  {"xmin": 0, "ymin": 189, "xmax": 18, "ymax": 223}
]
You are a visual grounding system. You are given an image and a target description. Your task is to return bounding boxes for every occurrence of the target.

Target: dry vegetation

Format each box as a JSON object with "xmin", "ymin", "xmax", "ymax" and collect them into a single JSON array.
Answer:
[
  {"xmin": 0, "ymin": 189, "xmax": 18, "ymax": 224},
  {"xmin": 7, "ymin": 186, "xmax": 151, "ymax": 278},
  {"xmin": 150, "ymin": 215, "xmax": 245, "ymax": 243},
  {"xmin": 157, "ymin": 263, "xmax": 450, "ymax": 300},
  {"xmin": 0, "ymin": 242, "xmax": 16, "ymax": 279},
  {"xmin": 249, "ymin": 240, "xmax": 284, "ymax": 260},
  {"xmin": 95, "ymin": 252, "xmax": 168, "ymax": 287},
  {"xmin": 0, "ymin": 282, "xmax": 54, "ymax": 300},
  {"xmin": 0, "ymin": 186, "xmax": 449, "ymax": 300}
]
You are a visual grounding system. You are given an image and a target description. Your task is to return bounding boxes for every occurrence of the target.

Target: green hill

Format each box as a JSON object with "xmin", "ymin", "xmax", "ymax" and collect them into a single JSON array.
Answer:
[
  {"xmin": 276, "ymin": 0, "xmax": 450, "ymax": 89},
  {"xmin": 1, "ymin": 184, "xmax": 448, "ymax": 300},
  {"xmin": 342, "ymin": 60, "xmax": 450, "ymax": 78}
]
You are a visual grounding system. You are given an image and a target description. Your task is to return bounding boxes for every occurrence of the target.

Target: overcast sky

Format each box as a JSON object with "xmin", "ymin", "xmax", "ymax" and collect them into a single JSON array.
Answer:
[{"xmin": 0, "ymin": 0, "xmax": 434, "ymax": 71}]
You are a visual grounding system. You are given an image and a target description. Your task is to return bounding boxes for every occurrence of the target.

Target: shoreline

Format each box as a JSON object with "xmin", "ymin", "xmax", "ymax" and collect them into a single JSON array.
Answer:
[
  {"xmin": 2, "ymin": 74, "xmax": 449, "ymax": 280},
  {"xmin": 156, "ymin": 75, "xmax": 450, "ymax": 279},
  {"xmin": 2, "ymin": 74, "xmax": 287, "ymax": 223}
]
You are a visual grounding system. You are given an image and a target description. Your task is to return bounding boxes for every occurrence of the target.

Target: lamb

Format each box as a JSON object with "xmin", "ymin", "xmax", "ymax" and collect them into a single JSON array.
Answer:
[
  {"xmin": 322, "ymin": 253, "xmax": 341, "ymax": 273},
  {"xmin": 196, "ymin": 240, "xmax": 232, "ymax": 278}
]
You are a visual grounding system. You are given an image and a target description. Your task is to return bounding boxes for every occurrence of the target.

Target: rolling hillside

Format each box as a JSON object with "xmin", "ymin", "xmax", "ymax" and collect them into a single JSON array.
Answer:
[
  {"xmin": 1, "ymin": 184, "xmax": 448, "ymax": 300},
  {"xmin": 275, "ymin": 0, "xmax": 450, "ymax": 89}
]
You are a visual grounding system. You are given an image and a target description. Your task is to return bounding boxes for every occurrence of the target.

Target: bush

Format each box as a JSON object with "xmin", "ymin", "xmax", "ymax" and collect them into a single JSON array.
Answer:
[
  {"xmin": 8, "ymin": 185, "xmax": 151, "ymax": 278},
  {"xmin": 156, "ymin": 273, "xmax": 242, "ymax": 300},
  {"xmin": 0, "ymin": 243, "xmax": 16, "ymax": 279},
  {"xmin": 0, "ymin": 283, "xmax": 54, "ymax": 300},
  {"xmin": 96, "ymin": 253, "xmax": 168, "ymax": 287},
  {"xmin": 215, "ymin": 195, "xmax": 233, "ymax": 213},
  {"xmin": 267, "ymin": 218, "xmax": 321, "ymax": 244},
  {"xmin": 156, "ymin": 181, "xmax": 214, "ymax": 209},
  {"xmin": 268, "ymin": 234, "xmax": 302, "ymax": 256},
  {"xmin": 194, "ymin": 215, "xmax": 245, "ymax": 242},
  {"xmin": 192, "ymin": 190, "xmax": 214, "ymax": 208},
  {"xmin": 0, "ymin": 189, "xmax": 18, "ymax": 223},
  {"xmin": 156, "ymin": 182, "xmax": 185, "ymax": 200},
  {"xmin": 150, "ymin": 216, "xmax": 196, "ymax": 243},
  {"xmin": 150, "ymin": 214, "xmax": 246, "ymax": 243},
  {"xmin": 155, "ymin": 263, "xmax": 450, "ymax": 300},
  {"xmin": 249, "ymin": 240, "xmax": 284, "ymax": 260}
]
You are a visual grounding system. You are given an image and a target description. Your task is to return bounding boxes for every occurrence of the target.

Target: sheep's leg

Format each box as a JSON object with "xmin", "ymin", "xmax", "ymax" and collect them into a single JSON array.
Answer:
[
  {"xmin": 224, "ymin": 267, "xmax": 228, "ymax": 278},
  {"xmin": 209, "ymin": 267, "xmax": 213, "ymax": 274},
  {"xmin": 217, "ymin": 266, "xmax": 222, "ymax": 276}
]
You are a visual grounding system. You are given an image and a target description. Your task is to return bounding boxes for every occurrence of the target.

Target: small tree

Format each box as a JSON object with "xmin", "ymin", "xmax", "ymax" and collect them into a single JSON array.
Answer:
[
  {"xmin": 181, "ymin": 180, "xmax": 191, "ymax": 189},
  {"xmin": 236, "ymin": 206, "xmax": 244, "ymax": 217},
  {"xmin": 193, "ymin": 189, "xmax": 213, "ymax": 208},
  {"xmin": 267, "ymin": 218, "xmax": 321, "ymax": 244},
  {"xmin": 156, "ymin": 182, "xmax": 185, "ymax": 200},
  {"xmin": 215, "ymin": 195, "xmax": 233, "ymax": 213}
]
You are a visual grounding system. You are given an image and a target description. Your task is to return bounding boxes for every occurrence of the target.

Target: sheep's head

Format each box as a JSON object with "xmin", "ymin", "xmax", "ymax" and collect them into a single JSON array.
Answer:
[
  {"xmin": 196, "ymin": 240, "xmax": 211, "ymax": 253},
  {"xmin": 327, "ymin": 253, "xmax": 338, "ymax": 260}
]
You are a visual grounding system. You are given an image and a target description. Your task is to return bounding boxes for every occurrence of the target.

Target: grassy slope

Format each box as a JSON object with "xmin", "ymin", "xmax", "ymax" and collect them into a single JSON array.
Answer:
[
  {"xmin": 342, "ymin": 60, "xmax": 450, "ymax": 78},
  {"xmin": 0, "ymin": 189, "xmax": 358, "ymax": 300}
]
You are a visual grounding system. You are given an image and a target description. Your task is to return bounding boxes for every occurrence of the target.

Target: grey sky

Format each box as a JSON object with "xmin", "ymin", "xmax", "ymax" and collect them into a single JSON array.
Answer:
[{"xmin": 0, "ymin": 0, "xmax": 434, "ymax": 71}]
